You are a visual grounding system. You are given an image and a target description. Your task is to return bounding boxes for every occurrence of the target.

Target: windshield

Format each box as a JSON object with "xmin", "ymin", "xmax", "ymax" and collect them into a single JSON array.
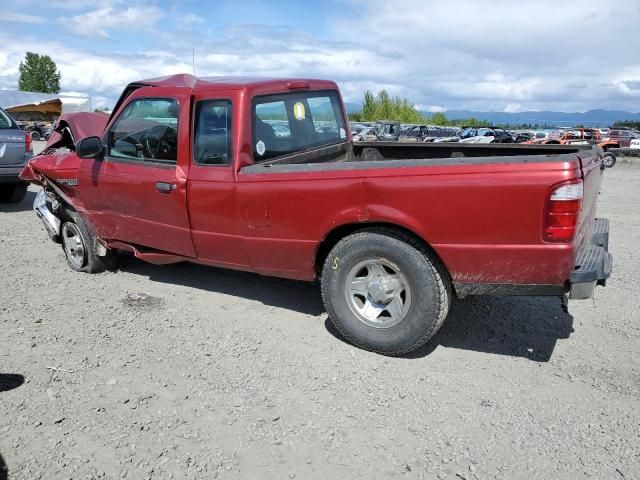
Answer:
[{"xmin": 253, "ymin": 90, "xmax": 346, "ymax": 162}]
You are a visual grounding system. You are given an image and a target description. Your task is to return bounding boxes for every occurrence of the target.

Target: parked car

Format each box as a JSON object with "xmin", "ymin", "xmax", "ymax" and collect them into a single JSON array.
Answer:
[
  {"xmin": 22, "ymin": 122, "xmax": 46, "ymax": 141},
  {"xmin": 513, "ymin": 131, "xmax": 535, "ymax": 143},
  {"xmin": 398, "ymin": 125, "xmax": 460, "ymax": 142},
  {"xmin": 602, "ymin": 128, "xmax": 640, "ymax": 148},
  {"xmin": 353, "ymin": 126, "xmax": 376, "ymax": 142},
  {"xmin": 0, "ymin": 106, "xmax": 32, "ymax": 202},
  {"xmin": 43, "ymin": 122, "xmax": 56, "ymax": 141},
  {"xmin": 21, "ymin": 75, "xmax": 612, "ymax": 355},
  {"xmin": 372, "ymin": 120, "xmax": 402, "ymax": 141},
  {"xmin": 525, "ymin": 128, "xmax": 618, "ymax": 167},
  {"xmin": 457, "ymin": 126, "xmax": 514, "ymax": 143}
]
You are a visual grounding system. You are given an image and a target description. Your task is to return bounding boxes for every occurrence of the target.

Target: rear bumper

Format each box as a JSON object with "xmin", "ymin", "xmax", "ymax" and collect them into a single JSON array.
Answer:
[{"xmin": 569, "ymin": 218, "xmax": 612, "ymax": 299}]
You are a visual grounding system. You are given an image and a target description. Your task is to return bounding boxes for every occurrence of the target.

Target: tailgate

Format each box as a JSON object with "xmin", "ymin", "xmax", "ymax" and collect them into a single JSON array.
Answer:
[
  {"xmin": 575, "ymin": 147, "xmax": 605, "ymax": 251},
  {"xmin": 0, "ymin": 130, "xmax": 27, "ymax": 167}
]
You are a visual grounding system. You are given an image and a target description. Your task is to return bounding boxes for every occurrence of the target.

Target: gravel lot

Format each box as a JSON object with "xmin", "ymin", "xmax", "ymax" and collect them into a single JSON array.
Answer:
[{"xmin": 1, "ymin": 147, "xmax": 639, "ymax": 479}]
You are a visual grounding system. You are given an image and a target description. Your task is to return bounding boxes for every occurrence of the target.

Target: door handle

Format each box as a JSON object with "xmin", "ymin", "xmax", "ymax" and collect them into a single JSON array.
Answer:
[{"xmin": 155, "ymin": 181, "xmax": 176, "ymax": 193}]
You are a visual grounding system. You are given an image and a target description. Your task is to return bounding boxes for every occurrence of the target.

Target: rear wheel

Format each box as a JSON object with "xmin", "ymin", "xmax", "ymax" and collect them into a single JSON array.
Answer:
[
  {"xmin": 321, "ymin": 228, "xmax": 451, "ymax": 355},
  {"xmin": 604, "ymin": 152, "xmax": 616, "ymax": 168},
  {"xmin": 61, "ymin": 209, "xmax": 116, "ymax": 273},
  {"xmin": 0, "ymin": 182, "xmax": 28, "ymax": 203}
]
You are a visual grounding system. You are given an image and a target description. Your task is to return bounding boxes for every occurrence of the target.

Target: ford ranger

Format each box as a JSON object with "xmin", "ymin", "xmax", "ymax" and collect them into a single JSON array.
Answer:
[{"xmin": 20, "ymin": 74, "xmax": 612, "ymax": 355}]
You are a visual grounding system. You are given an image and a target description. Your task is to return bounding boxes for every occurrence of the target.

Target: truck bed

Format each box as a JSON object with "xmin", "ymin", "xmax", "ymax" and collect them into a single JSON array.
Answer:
[
  {"xmin": 243, "ymin": 142, "xmax": 598, "ymax": 174},
  {"xmin": 353, "ymin": 141, "xmax": 593, "ymax": 160}
]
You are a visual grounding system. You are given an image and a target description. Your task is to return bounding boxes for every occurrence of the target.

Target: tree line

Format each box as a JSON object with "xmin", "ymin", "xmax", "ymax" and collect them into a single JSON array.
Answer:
[
  {"xmin": 612, "ymin": 121, "xmax": 640, "ymax": 130},
  {"xmin": 349, "ymin": 89, "xmax": 557, "ymax": 129}
]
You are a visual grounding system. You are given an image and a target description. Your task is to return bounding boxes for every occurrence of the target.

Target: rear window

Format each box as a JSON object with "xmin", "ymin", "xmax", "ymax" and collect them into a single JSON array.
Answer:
[
  {"xmin": 0, "ymin": 108, "xmax": 16, "ymax": 129},
  {"xmin": 252, "ymin": 90, "xmax": 346, "ymax": 162}
]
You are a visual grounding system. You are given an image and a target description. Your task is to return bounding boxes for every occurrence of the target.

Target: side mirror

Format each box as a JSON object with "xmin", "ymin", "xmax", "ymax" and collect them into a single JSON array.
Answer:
[{"xmin": 76, "ymin": 136, "xmax": 104, "ymax": 159}]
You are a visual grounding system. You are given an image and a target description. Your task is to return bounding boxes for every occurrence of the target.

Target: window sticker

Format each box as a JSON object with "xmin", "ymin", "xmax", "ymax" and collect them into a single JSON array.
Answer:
[
  {"xmin": 293, "ymin": 102, "xmax": 306, "ymax": 120},
  {"xmin": 256, "ymin": 140, "xmax": 266, "ymax": 156},
  {"xmin": 339, "ymin": 128, "xmax": 346, "ymax": 139}
]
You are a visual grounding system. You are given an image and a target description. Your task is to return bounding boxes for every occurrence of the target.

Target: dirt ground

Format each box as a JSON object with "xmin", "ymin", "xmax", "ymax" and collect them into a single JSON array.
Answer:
[{"xmin": 1, "ymin": 146, "xmax": 639, "ymax": 479}]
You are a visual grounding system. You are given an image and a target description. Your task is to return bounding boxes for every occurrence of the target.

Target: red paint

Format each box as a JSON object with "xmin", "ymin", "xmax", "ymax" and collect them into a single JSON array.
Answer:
[{"xmin": 21, "ymin": 74, "xmax": 606, "ymax": 289}]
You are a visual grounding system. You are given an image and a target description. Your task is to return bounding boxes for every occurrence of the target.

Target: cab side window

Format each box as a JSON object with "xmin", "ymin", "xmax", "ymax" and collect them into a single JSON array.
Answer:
[
  {"xmin": 108, "ymin": 98, "xmax": 179, "ymax": 164},
  {"xmin": 193, "ymin": 100, "xmax": 232, "ymax": 165}
]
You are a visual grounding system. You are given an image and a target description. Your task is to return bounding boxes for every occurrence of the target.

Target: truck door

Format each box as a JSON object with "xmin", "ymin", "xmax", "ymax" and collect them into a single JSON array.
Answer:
[
  {"xmin": 78, "ymin": 90, "xmax": 195, "ymax": 257},
  {"xmin": 186, "ymin": 94, "xmax": 251, "ymax": 268}
]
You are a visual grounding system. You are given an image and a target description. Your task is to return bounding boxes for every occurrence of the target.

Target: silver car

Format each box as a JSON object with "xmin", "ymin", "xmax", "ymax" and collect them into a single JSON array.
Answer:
[{"xmin": 0, "ymin": 106, "xmax": 32, "ymax": 203}]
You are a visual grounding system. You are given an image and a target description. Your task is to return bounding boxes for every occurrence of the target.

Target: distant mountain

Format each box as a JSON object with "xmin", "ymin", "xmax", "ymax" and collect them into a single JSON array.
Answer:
[
  {"xmin": 344, "ymin": 102, "xmax": 362, "ymax": 114},
  {"xmin": 431, "ymin": 109, "xmax": 640, "ymax": 127}
]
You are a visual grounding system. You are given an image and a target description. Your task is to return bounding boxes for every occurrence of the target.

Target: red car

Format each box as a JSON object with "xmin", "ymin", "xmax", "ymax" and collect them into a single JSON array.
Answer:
[
  {"xmin": 20, "ymin": 75, "xmax": 613, "ymax": 355},
  {"xmin": 603, "ymin": 128, "xmax": 640, "ymax": 148}
]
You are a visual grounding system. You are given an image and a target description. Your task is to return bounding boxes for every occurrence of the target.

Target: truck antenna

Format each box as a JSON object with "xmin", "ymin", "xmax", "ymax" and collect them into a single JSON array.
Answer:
[{"xmin": 192, "ymin": 48, "xmax": 196, "ymax": 76}]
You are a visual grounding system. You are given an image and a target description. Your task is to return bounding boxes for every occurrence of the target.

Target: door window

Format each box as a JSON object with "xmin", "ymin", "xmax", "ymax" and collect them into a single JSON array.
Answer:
[
  {"xmin": 193, "ymin": 100, "xmax": 232, "ymax": 165},
  {"xmin": 108, "ymin": 98, "xmax": 179, "ymax": 164}
]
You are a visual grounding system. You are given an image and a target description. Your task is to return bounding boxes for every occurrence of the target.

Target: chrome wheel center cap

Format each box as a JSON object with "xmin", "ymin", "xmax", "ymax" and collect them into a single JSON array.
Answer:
[{"xmin": 368, "ymin": 277, "xmax": 396, "ymax": 304}]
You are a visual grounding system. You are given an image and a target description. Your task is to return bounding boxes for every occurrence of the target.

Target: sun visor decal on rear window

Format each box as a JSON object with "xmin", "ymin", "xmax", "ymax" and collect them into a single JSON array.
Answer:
[{"xmin": 256, "ymin": 140, "xmax": 266, "ymax": 156}]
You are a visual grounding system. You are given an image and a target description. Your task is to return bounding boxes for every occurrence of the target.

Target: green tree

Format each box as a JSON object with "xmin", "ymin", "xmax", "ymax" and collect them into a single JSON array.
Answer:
[
  {"xmin": 429, "ymin": 111, "xmax": 448, "ymax": 125},
  {"xmin": 357, "ymin": 89, "xmax": 424, "ymax": 123},
  {"xmin": 18, "ymin": 52, "xmax": 61, "ymax": 93}
]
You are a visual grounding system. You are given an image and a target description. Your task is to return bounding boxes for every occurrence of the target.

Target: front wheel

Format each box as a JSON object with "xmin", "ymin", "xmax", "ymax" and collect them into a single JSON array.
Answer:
[
  {"xmin": 604, "ymin": 152, "xmax": 616, "ymax": 168},
  {"xmin": 321, "ymin": 228, "xmax": 451, "ymax": 355},
  {"xmin": 61, "ymin": 209, "xmax": 116, "ymax": 273}
]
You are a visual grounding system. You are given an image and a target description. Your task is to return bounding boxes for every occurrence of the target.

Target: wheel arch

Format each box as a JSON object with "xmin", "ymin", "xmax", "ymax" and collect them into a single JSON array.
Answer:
[{"xmin": 314, "ymin": 221, "xmax": 452, "ymax": 285}]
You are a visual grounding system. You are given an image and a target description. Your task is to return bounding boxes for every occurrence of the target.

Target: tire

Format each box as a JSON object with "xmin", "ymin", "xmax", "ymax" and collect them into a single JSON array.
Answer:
[
  {"xmin": 604, "ymin": 152, "xmax": 616, "ymax": 168},
  {"xmin": 0, "ymin": 182, "xmax": 28, "ymax": 203},
  {"xmin": 29, "ymin": 130, "xmax": 41, "ymax": 141},
  {"xmin": 60, "ymin": 209, "xmax": 117, "ymax": 273},
  {"xmin": 321, "ymin": 228, "xmax": 451, "ymax": 355}
]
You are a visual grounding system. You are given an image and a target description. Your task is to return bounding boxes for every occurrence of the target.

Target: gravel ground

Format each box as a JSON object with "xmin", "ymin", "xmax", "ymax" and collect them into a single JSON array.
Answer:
[{"xmin": 1, "ymin": 148, "xmax": 639, "ymax": 479}]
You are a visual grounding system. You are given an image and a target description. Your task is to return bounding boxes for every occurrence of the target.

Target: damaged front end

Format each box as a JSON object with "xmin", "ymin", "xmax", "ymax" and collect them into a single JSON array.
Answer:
[
  {"xmin": 19, "ymin": 111, "xmax": 108, "ymax": 243},
  {"xmin": 33, "ymin": 188, "xmax": 62, "ymax": 242}
]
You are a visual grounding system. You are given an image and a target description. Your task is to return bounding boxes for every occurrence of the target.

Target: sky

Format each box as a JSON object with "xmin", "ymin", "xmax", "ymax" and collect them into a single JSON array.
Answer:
[{"xmin": 1, "ymin": 0, "xmax": 639, "ymax": 113}]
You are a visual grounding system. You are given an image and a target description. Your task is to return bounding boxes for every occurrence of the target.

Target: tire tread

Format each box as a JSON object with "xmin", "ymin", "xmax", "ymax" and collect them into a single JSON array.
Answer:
[{"xmin": 320, "ymin": 227, "xmax": 451, "ymax": 355}]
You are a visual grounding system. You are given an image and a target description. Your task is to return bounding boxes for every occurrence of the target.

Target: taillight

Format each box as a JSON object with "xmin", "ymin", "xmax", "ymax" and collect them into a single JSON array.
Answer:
[
  {"xmin": 24, "ymin": 132, "xmax": 32, "ymax": 153},
  {"xmin": 544, "ymin": 181, "xmax": 583, "ymax": 242}
]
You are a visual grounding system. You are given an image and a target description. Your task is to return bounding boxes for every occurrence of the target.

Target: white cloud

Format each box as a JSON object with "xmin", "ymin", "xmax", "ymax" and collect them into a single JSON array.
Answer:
[
  {"xmin": 504, "ymin": 104, "xmax": 523, "ymax": 114},
  {"xmin": 177, "ymin": 13, "xmax": 205, "ymax": 30},
  {"xmin": 45, "ymin": 0, "xmax": 125, "ymax": 9},
  {"xmin": 5, "ymin": 12, "xmax": 45, "ymax": 23},
  {"xmin": 331, "ymin": 0, "xmax": 640, "ymax": 111},
  {"xmin": 66, "ymin": 6, "xmax": 163, "ymax": 38},
  {"xmin": 1, "ymin": 0, "xmax": 639, "ymax": 113}
]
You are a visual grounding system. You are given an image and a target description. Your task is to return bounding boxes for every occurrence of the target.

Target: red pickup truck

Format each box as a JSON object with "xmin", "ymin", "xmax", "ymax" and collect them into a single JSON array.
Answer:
[{"xmin": 20, "ymin": 74, "xmax": 612, "ymax": 355}]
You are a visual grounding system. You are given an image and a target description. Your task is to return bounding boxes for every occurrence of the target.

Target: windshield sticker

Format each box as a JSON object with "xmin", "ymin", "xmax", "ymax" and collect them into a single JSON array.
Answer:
[
  {"xmin": 293, "ymin": 102, "xmax": 306, "ymax": 120},
  {"xmin": 339, "ymin": 128, "xmax": 346, "ymax": 139},
  {"xmin": 256, "ymin": 140, "xmax": 266, "ymax": 156}
]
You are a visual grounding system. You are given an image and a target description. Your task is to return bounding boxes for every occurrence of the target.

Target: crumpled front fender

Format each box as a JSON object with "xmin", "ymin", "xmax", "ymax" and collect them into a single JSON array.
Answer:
[{"xmin": 19, "ymin": 161, "xmax": 42, "ymax": 184}]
